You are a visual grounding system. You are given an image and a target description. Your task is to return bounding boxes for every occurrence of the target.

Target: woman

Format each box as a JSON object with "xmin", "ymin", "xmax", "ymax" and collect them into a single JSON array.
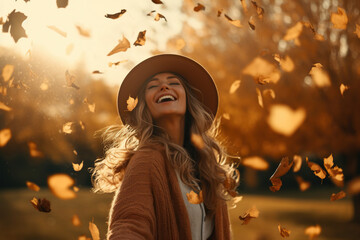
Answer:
[{"xmin": 92, "ymin": 54, "xmax": 239, "ymax": 240}]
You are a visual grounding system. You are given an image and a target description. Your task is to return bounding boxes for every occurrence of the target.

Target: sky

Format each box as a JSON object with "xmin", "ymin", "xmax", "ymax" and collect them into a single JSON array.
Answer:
[{"xmin": 0, "ymin": 0, "xmax": 199, "ymax": 86}]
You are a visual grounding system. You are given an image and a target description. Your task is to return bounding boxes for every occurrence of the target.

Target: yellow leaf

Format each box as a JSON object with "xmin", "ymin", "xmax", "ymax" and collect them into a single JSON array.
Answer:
[
  {"xmin": 72, "ymin": 161, "xmax": 84, "ymax": 172},
  {"xmin": 2, "ymin": 64, "xmax": 14, "ymax": 82},
  {"xmin": 229, "ymin": 80, "xmax": 241, "ymax": 94},
  {"xmin": 309, "ymin": 63, "xmax": 331, "ymax": 87},
  {"xmin": 0, "ymin": 128, "xmax": 11, "ymax": 147},
  {"xmin": 242, "ymin": 156, "xmax": 269, "ymax": 171},
  {"xmin": 222, "ymin": 113, "xmax": 230, "ymax": 120},
  {"xmin": 63, "ymin": 122, "xmax": 74, "ymax": 134},
  {"xmin": 107, "ymin": 36, "xmax": 130, "ymax": 56},
  {"xmin": 280, "ymin": 55, "xmax": 295, "ymax": 72},
  {"xmin": 323, "ymin": 154, "xmax": 344, "ymax": 187},
  {"xmin": 186, "ymin": 190, "xmax": 203, "ymax": 204},
  {"xmin": 26, "ymin": 181, "xmax": 40, "ymax": 191},
  {"xmin": 243, "ymin": 57, "xmax": 281, "ymax": 84},
  {"xmin": 263, "ymin": 89, "xmax": 276, "ymax": 99},
  {"xmin": 89, "ymin": 220, "xmax": 100, "ymax": 240},
  {"xmin": 340, "ymin": 84, "xmax": 349, "ymax": 96},
  {"xmin": 331, "ymin": 7, "xmax": 348, "ymax": 29},
  {"xmin": 47, "ymin": 174, "xmax": 76, "ymax": 199},
  {"xmin": 126, "ymin": 96, "xmax": 138, "ymax": 111},
  {"xmin": 292, "ymin": 155, "xmax": 302, "ymax": 172},
  {"xmin": 283, "ymin": 22, "xmax": 303, "ymax": 41}
]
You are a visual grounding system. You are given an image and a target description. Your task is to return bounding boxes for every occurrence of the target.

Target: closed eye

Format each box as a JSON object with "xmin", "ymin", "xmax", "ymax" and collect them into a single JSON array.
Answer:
[
  {"xmin": 147, "ymin": 85, "xmax": 157, "ymax": 89},
  {"xmin": 169, "ymin": 82, "xmax": 180, "ymax": 85}
]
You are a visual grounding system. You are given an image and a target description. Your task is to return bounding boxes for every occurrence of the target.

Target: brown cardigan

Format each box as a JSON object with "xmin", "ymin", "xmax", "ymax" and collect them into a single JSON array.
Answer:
[{"xmin": 107, "ymin": 146, "xmax": 231, "ymax": 240}]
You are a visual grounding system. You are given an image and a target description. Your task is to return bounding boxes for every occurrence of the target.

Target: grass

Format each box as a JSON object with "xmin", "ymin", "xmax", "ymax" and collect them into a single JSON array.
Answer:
[{"xmin": 0, "ymin": 188, "xmax": 358, "ymax": 240}]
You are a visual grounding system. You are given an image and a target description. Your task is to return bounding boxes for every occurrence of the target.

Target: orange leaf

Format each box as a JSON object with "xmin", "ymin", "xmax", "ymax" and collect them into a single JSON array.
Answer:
[
  {"xmin": 323, "ymin": 154, "xmax": 344, "ymax": 187},
  {"xmin": 48, "ymin": 173, "xmax": 76, "ymax": 199},
  {"xmin": 256, "ymin": 88, "xmax": 263, "ymax": 108},
  {"xmin": 28, "ymin": 141, "xmax": 44, "ymax": 158},
  {"xmin": 295, "ymin": 175, "xmax": 311, "ymax": 191},
  {"xmin": 217, "ymin": 9, "xmax": 223, "ymax": 17},
  {"xmin": 242, "ymin": 57, "xmax": 280, "ymax": 84},
  {"xmin": 30, "ymin": 197, "xmax": 51, "ymax": 212},
  {"xmin": 108, "ymin": 60, "xmax": 128, "ymax": 67},
  {"xmin": 186, "ymin": 190, "xmax": 203, "ymax": 204},
  {"xmin": 330, "ymin": 191, "xmax": 346, "ymax": 201},
  {"xmin": 191, "ymin": 133, "xmax": 204, "ymax": 149},
  {"xmin": 2, "ymin": 64, "xmax": 14, "ymax": 82},
  {"xmin": 340, "ymin": 84, "xmax": 349, "ymax": 96},
  {"xmin": 269, "ymin": 177, "xmax": 282, "ymax": 192},
  {"xmin": 250, "ymin": 1, "xmax": 264, "ymax": 19},
  {"xmin": 89, "ymin": 220, "xmax": 100, "ymax": 240},
  {"xmin": 107, "ymin": 36, "xmax": 130, "ymax": 56},
  {"xmin": 222, "ymin": 113, "xmax": 230, "ymax": 120},
  {"xmin": 278, "ymin": 224, "xmax": 291, "ymax": 237},
  {"xmin": 242, "ymin": 156, "xmax": 269, "ymax": 171},
  {"xmin": 239, "ymin": 206, "xmax": 259, "ymax": 225},
  {"xmin": 0, "ymin": 128, "xmax": 11, "ymax": 147},
  {"xmin": 47, "ymin": 25, "xmax": 67, "ymax": 37},
  {"xmin": 194, "ymin": 3, "xmax": 205, "ymax": 12},
  {"xmin": 72, "ymin": 161, "xmax": 84, "ymax": 172},
  {"xmin": 305, "ymin": 225, "xmax": 321, "ymax": 240},
  {"xmin": 0, "ymin": 102, "xmax": 12, "ymax": 111},
  {"xmin": 105, "ymin": 10, "xmax": 126, "ymax": 19},
  {"xmin": 240, "ymin": 0, "xmax": 248, "ymax": 13},
  {"xmin": 224, "ymin": 14, "xmax": 243, "ymax": 28},
  {"xmin": 78, "ymin": 235, "xmax": 91, "ymax": 240},
  {"xmin": 134, "ymin": 30, "xmax": 146, "ymax": 46},
  {"xmin": 331, "ymin": 7, "xmax": 348, "ymax": 29},
  {"xmin": 26, "ymin": 181, "xmax": 40, "ymax": 191},
  {"xmin": 309, "ymin": 63, "xmax": 331, "ymax": 87},
  {"xmin": 72, "ymin": 214, "xmax": 81, "ymax": 226},
  {"xmin": 248, "ymin": 16, "xmax": 255, "ymax": 30},
  {"xmin": 154, "ymin": 13, "xmax": 167, "ymax": 22},
  {"xmin": 283, "ymin": 22, "xmax": 303, "ymax": 41},
  {"xmin": 263, "ymin": 89, "xmax": 275, "ymax": 99},
  {"xmin": 76, "ymin": 25, "xmax": 91, "ymax": 37},
  {"xmin": 229, "ymin": 80, "xmax": 241, "ymax": 94},
  {"xmin": 293, "ymin": 155, "xmax": 302, "ymax": 172},
  {"xmin": 270, "ymin": 157, "xmax": 294, "ymax": 179},
  {"xmin": 126, "ymin": 96, "xmax": 138, "ymax": 111},
  {"xmin": 306, "ymin": 158, "xmax": 326, "ymax": 180}
]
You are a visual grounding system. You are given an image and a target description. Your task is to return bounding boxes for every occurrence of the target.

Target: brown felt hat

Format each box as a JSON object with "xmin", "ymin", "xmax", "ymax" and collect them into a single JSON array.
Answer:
[{"xmin": 117, "ymin": 54, "xmax": 218, "ymax": 125}]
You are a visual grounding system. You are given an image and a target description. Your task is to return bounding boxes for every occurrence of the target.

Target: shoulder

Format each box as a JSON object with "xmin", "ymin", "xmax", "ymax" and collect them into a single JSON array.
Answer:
[{"xmin": 128, "ymin": 144, "xmax": 166, "ymax": 170}]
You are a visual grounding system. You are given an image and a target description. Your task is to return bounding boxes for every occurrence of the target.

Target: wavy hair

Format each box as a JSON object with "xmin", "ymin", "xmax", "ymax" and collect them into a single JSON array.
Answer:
[{"xmin": 91, "ymin": 73, "xmax": 239, "ymax": 215}]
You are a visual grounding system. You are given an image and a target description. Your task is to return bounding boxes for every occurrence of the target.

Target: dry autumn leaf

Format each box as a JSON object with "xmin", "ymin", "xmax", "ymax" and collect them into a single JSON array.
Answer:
[
  {"xmin": 330, "ymin": 190, "xmax": 346, "ymax": 201},
  {"xmin": 76, "ymin": 25, "xmax": 91, "ymax": 37},
  {"xmin": 277, "ymin": 55, "xmax": 295, "ymax": 72},
  {"xmin": 229, "ymin": 80, "xmax": 241, "ymax": 94},
  {"xmin": 0, "ymin": 128, "xmax": 11, "ymax": 147},
  {"xmin": 48, "ymin": 173, "xmax": 76, "ymax": 199},
  {"xmin": 239, "ymin": 206, "xmax": 259, "ymax": 225},
  {"xmin": 3, "ymin": 10, "xmax": 28, "ymax": 43},
  {"xmin": 324, "ymin": 154, "xmax": 344, "ymax": 187},
  {"xmin": 295, "ymin": 175, "xmax": 311, "ymax": 191},
  {"xmin": 2, "ymin": 64, "xmax": 14, "ymax": 82},
  {"xmin": 84, "ymin": 98, "xmax": 96, "ymax": 112},
  {"xmin": 331, "ymin": 7, "xmax": 348, "ymax": 29},
  {"xmin": 340, "ymin": 84, "xmax": 349, "ymax": 96},
  {"xmin": 278, "ymin": 224, "xmax": 291, "ymax": 238},
  {"xmin": 108, "ymin": 60, "xmax": 128, "ymax": 67},
  {"xmin": 283, "ymin": 22, "xmax": 303, "ymax": 42},
  {"xmin": 217, "ymin": 9, "xmax": 223, "ymax": 17},
  {"xmin": 72, "ymin": 214, "xmax": 81, "ymax": 226},
  {"xmin": 89, "ymin": 220, "xmax": 100, "ymax": 240},
  {"xmin": 305, "ymin": 224, "xmax": 321, "ymax": 240},
  {"xmin": 255, "ymin": 88, "xmax": 263, "ymax": 108},
  {"xmin": 186, "ymin": 190, "xmax": 203, "ymax": 204},
  {"xmin": 248, "ymin": 16, "xmax": 255, "ymax": 30},
  {"xmin": 134, "ymin": 30, "xmax": 146, "ymax": 46},
  {"xmin": 306, "ymin": 158, "xmax": 327, "ymax": 180},
  {"xmin": 0, "ymin": 102, "xmax": 12, "ymax": 111},
  {"xmin": 79, "ymin": 121, "xmax": 85, "ymax": 130},
  {"xmin": 151, "ymin": 0, "xmax": 163, "ymax": 4},
  {"xmin": 63, "ymin": 122, "xmax": 74, "ymax": 134},
  {"xmin": 73, "ymin": 186, "xmax": 80, "ymax": 192},
  {"xmin": 347, "ymin": 177, "xmax": 360, "ymax": 195},
  {"xmin": 30, "ymin": 197, "xmax": 51, "ymax": 212},
  {"xmin": 107, "ymin": 36, "xmax": 131, "ymax": 56},
  {"xmin": 73, "ymin": 150, "xmax": 78, "ymax": 155},
  {"xmin": 309, "ymin": 63, "xmax": 331, "ymax": 87},
  {"xmin": 263, "ymin": 89, "xmax": 275, "ymax": 99},
  {"xmin": 224, "ymin": 14, "xmax": 243, "ymax": 28},
  {"xmin": 126, "ymin": 96, "xmax": 138, "ymax": 111},
  {"xmin": 47, "ymin": 25, "xmax": 67, "ymax": 37},
  {"xmin": 26, "ymin": 181, "xmax": 40, "ymax": 191},
  {"xmin": 72, "ymin": 161, "xmax": 84, "ymax": 172},
  {"xmin": 105, "ymin": 10, "xmax": 126, "ymax": 19},
  {"xmin": 251, "ymin": 1, "xmax": 264, "ymax": 19},
  {"xmin": 355, "ymin": 24, "xmax": 360, "ymax": 38},
  {"xmin": 28, "ymin": 142, "xmax": 44, "ymax": 158},
  {"xmin": 240, "ymin": 0, "xmax": 248, "ymax": 13},
  {"xmin": 57, "ymin": 0, "xmax": 68, "ymax": 8},
  {"xmin": 222, "ymin": 113, "xmax": 230, "ymax": 120},
  {"xmin": 293, "ymin": 155, "xmax": 302, "ymax": 172},
  {"xmin": 269, "ymin": 177, "xmax": 282, "ymax": 192},
  {"xmin": 92, "ymin": 70, "xmax": 102, "ymax": 74},
  {"xmin": 243, "ymin": 57, "xmax": 280, "ymax": 84},
  {"xmin": 65, "ymin": 70, "xmax": 80, "ymax": 89},
  {"xmin": 242, "ymin": 156, "xmax": 269, "ymax": 171},
  {"xmin": 194, "ymin": 3, "xmax": 205, "ymax": 12},
  {"xmin": 267, "ymin": 104, "xmax": 306, "ymax": 136},
  {"xmin": 191, "ymin": 133, "xmax": 205, "ymax": 149},
  {"xmin": 154, "ymin": 13, "xmax": 167, "ymax": 22},
  {"xmin": 271, "ymin": 157, "xmax": 293, "ymax": 179}
]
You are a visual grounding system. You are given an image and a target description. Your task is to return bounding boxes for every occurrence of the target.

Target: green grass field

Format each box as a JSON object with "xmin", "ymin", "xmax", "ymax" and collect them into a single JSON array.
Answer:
[{"xmin": 0, "ymin": 188, "xmax": 358, "ymax": 240}]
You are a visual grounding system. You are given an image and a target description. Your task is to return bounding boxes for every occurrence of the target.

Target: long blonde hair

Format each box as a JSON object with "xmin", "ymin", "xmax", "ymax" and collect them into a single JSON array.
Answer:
[{"xmin": 91, "ymin": 74, "xmax": 239, "ymax": 215}]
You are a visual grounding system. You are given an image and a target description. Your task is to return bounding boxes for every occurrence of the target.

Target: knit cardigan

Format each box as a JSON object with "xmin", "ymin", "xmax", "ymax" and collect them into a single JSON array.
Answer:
[{"xmin": 107, "ymin": 146, "xmax": 231, "ymax": 240}]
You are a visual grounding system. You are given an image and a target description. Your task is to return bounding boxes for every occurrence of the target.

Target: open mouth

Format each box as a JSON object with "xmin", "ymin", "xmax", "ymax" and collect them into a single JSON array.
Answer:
[{"xmin": 156, "ymin": 94, "xmax": 177, "ymax": 103}]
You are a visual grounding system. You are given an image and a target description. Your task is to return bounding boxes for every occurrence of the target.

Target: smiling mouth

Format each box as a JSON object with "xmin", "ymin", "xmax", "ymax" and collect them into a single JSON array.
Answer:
[{"xmin": 157, "ymin": 95, "xmax": 177, "ymax": 103}]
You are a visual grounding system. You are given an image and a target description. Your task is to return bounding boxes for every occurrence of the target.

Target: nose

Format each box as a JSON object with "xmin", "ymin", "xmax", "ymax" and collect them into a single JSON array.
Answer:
[{"xmin": 160, "ymin": 83, "xmax": 169, "ymax": 91}]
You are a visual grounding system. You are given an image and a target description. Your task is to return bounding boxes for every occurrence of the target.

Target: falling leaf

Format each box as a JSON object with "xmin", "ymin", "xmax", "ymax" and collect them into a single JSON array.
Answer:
[
  {"xmin": 84, "ymin": 98, "xmax": 96, "ymax": 112},
  {"xmin": 278, "ymin": 224, "xmax": 291, "ymax": 238},
  {"xmin": 56, "ymin": 0, "xmax": 68, "ymax": 8},
  {"xmin": 108, "ymin": 60, "xmax": 128, "ymax": 67},
  {"xmin": 126, "ymin": 96, "xmax": 138, "ymax": 111},
  {"xmin": 293, "ymin": 155, "xmax": 302, "ymax": 172},
  {"xmin": 89, "ymin": 220, "xmax": 100, "ymax": 240},
  {"xmin": 248, "ymin": 16, "xmax": 255, "ymax": 30},
  {"xmin": 194, "ymin": 3, "xmax": 205, "ymax": 12},
  {"xmin": 40, "ymin": 82, "xmax": 49, "ymax": 91},
  {"xmin": 347, "ymin": 177, "xmax": 360, "ymax": 195},
  {"xmin": 243, "ymin": 57, "xmax": 281, "ymax": 84},
  {"xmin": 92, "ymin": 70, "xmax": 102, "ymax": 74},
  {"xmin": 331, "ymin": 7, "xmax": 348, "ymax": 29},
  {"xmin": 309, "ymin": 63, "xmax": 331, "ymax": 87},
  {"xmin": 0, "ymin": 128, "xmax": 11, "ymax": 147},
  {"xmin": 133, "ymin": 30, "xmax": 146, "ymax": 46},
  {"xmin": 2, "ymin": 64, "xmax": 14, "ymax": 82},
  {"xmin": 240, "ymin": 0, "xmax": 248, "ymax": 13},
  {"xmin": 224, "ymin": 14, "xmax": 243, "ymax": 28},
  {"xmin": 295, "ymin": 175, "xmax": 311, "ymax": 191},
  {"xmin": 154, "ymin": 13, "xmax": 167, "ymax": 22},
  {"xmin": 76, "ymin": 25, "xmax": 90, "ymax": 37},
  {"xmin": 107, "ymin": 36, "xmax": 130, "ymax": 56},
  {"xmin": 3, "ymin": 10, "xmax": 28, "ymax": 43},
  {"xmin": 73, "ymin": 186, "xmax": 80, "ymax": 192},
  {"xmin": 217, "ymin": 9, "xmax": 223, "ymax": 17},
  {"xmin": 354, "ymin": 24, "xmax": 360, "ymax": 38},
  {"xmin": 306, "ymin": 158, "xmax": 326, "ymax": 180},
  {"xmin": 28, "ymin": 141, "xmax": 44, "ymax": 158},
  {"xmin": 191, "ymin": 133, "xmax": 205, "ymax": 149},
  {"xmin": 30, "ymin": 197, "xmax": 51, "ymax": 212},
  {"xmin": 63, "ymin": 122, "xmax": 74, "ymax": 134},
  {"xmin": 239, "ymin": 206, "xmax": 259, "ymax": 225},
  {"xmin": 65, "ymin": 70, "xmax": 80, "ymax": 89},
  {"xmin": 242, "ymin": 156, "xmax": 269, "ymax": 171},
  {"xmin": 277, "ymin": 55, "xmax": 295, "ymax": 72},
  {"xmin": 222, "ymin": 113, "xmax": 230, "ymax": 120},
  {"xmin": 267, "ymin": 104, "xmax": 306, "ymax": 136},
  {"xmin": 251, "ymin": 1, "xmax": 264, "ymax": 19},
  {"xmin": 72, "ymin": 214, "xmax": 81, "ymax": 226},
  {"xmin": 48, "ymin": 173, "xmax": 76, "ymax": 199},
  {"xmin": 79, "ymin": 121, "xmax": 85, "ymax": 130},
  {"xmin": 229, "ymin": 80, "xmax": 241, "ymax": 94},
  {"xmin": 47, "ymin": 25, "xmax": 67, "ymax": 37},
  {"xmin": 340, "ymin": 84, "xmax": 349, "ymax": 96},
  {"xmin": 151, "ymin": 0, "xmax": 163, "ymax": 4},
  {"xmin": 305, "ymin": 225, "xmax": 321, "ymax": 240},
  {"xmin": 270, "ymin": 157, "xmax": 293, "ymax": 179},
  {"xmin": 105, "ymin": 10, "xmax": 126, "ymax": 19},
  {"xmin": 283, "ymin": 22, "xmax": 303, "ymax": 42},
  {"xmin": 223, "ymin": 170, "xmax": 239, "ymax": 197},
  {"xmin": 147, "ymin": 10, "xmax": 156, "ymax": 16},
  {"xmin": 323, "ymin": 154, "xmax": 344, "ymax": 187},
  {"xmin": 69, "ymin": 99, "xmax": 75, "ymax": 105},
  {"xmin": 269, "ymin": 177, "xmax": 282, "ymax": 192},
  {"xmin": 314, "ymin": 33, "xmax": 325, "ymax": 41},
  {"xmin": 330, "ymin": 191, "xmax": 346, "ymax": 201},
  {"xmin": 263, "ymin": 89, "xmax": 275, "ymax": 99},
  {"xmin": 0, "ymin": 102, "xmax": 12, "ymax": 111},
  {"xmin": 72, "ymin": 161, "xmax": 84, "ymax": 172},
  {"xmin": 256, "ymin": 88, "xmax": 263, "ymax": 108},
  {"xmin": 26, "ymin": 181, "xmax": 40, "ymax": 191},
  {"xmin": 73, "ymin": 150, "xmax": 78, "ymax": 155},
  {"xmin": 186, "ymin": 190, "xmax": 203, "ymax": 204}
]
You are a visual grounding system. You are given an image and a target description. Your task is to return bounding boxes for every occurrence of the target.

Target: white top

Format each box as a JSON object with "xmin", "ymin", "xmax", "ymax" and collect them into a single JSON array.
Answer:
[{"xmin": 175, "ymin": 171, "xmax": 214, "ymax": 240}]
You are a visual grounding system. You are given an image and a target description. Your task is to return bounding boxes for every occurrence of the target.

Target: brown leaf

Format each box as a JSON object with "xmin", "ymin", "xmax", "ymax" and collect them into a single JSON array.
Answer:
[
  {"xmin": 2, "ymin": 64, "xmax": 14, "ymax": 82},
  {"xmin": 65, "ymin": 70, "xmax": 80, "ymax": 89},
  {"xmin": 355, "ymin": 24, "xmax": 360, "ymax": 38},
  {"xmin": 151, "ymin": 0, "xmax": 163, "ymax": 4},
  {"xmin": 30, "ymin": 197, "xmax": 51, "ymax": 212},
  {"xmin": 154, "ymin": 13, "xmax": 167, "ymax": 22},
  {"xmin": 72, "ymin": 214, "xmax": 81, "ymax": 226},
  {"xmin": 133, "ymin": 30, "xmax": 146, "ymax": 46},
  {"xmin": 92, "ymin": 70, "xmax": 103, "ymax": 74},
  {"xmin": 108, "ymin": 60, "xmax": 128, "ymax": 67},
  {"xmin": 56, "ymin": 0, "xmax": 68, "ymax": 8},
  {"xmin": 28, "ymin": 141, "xmax": 44, "ymax": 158},
  {"xmin": 331, "ymin": 7, "xmax": 348, "ymax": 29},
  {"xmin": 347, "ymin": 177, "xmax": 360, "ymax": 195},
  {"xmin": 3, "ymin": 10, "xmax": 28, "ymax": 43},
  {"xmin": 72, "ymin": 161, "xmax": 84, "ymax": 172},
  {"xmin": 239, "ymin": 206, "xmax": 259, "ymax": 225},
  {"xmin": 0, "ymin": 102, "xmax": 12, "ymax": 111},
  {"xmin": 186, "ymin": 190, "xmax": 203, "ymax": 204},
  {"xmin": 269, "ymin": 177, "xmax": 282, "ymax": 192},
  {"xmin": 26, "ymin": 181, "xmax": 40, "ymax": 191},
  {"xmin": 306, "ymin": 158, "xmax": 326, "ymax": 180},
  {"xmin": 251, "ymin": 1, "xmax": 264, "ymax": 19},
  {"xmin": 270, "ymin": 157, "xmax": 294, "ymax": 179},
  {"xmin": 89, "ymin": 220, "xmax": 100, "ymax": 240},
  {"xmin": 217, "ymin": 9, "xmax": 223, "ymax": 17},
  {"xmin": 323, "ymin": 154, "xmax": 344, "ymax": 187},
  {"xmin": 147, "ymin": 10, "xmax": 156, "ymax": 16},
  {"xmin": 330, "ymin": 191, "xmax": 346, "ymax": 201},
  {"xmin": 278, "ymin": 224, "xmax": 291, "ymax": 237},
  {"xmin": 47, "ymin": 25, "xmax": 67, "ymax": 37},
  {"xmin": 248, "ymin": 16, "xmax": 255, "ymax": 30},
  {"xmin": 305, "ymin": 225, "xmax": 321, "ymax": 240},
  {"xmin": 47, "ymin": 173, "xmax": 76, "ymax": 199},
  {"xmin": 105, "ymin": 10, "xmax": 126, "ymax": 19},
  {"xmin": 0, "ymin": 128, "xmax": 11, "ymax": 147},
  {"xmin": 293, "ymin": 155, "xmax": 302, "ymax": 172},
  {"xmin": 309, "ymin": 63, "xmax": 331, "ymax": 87},
  {"xmin": 191, "ymin": 133, "xmax": 204, "ymax": 149},
  {"xmin": 107, "ymin": 36, "xmax": 130, "ymax": 56},
  {"xmin": 75, "ymin": 25, "xmax": 90, "ymax": 37},
  {"xmin": 224, "ymin": 14, "xmax": 243, "ymax": 28},
  {"xmin": 229, "ymin": 80, "xmax": 241, "ymax": 94},
  {"xmin": 126, "ymin": 96, "xmax": 138, "ymax": 111},
  {"xmin": 242, "ymin": 156, "xmax": 269, "ymax": 171},
  {"xmin": 340, "ymin": 84, "xmax": 349, "ymax": 96},
  {"xmin": 295, "ymin": 175, "xmax": 311, "ymax": 191},
  {"xmin": 194, "ymin": 3, "xmax": 205, "ymax": 12}
]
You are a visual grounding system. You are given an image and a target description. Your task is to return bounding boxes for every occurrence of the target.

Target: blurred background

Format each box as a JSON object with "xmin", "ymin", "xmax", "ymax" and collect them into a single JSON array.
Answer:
[{"xmin": 0, "ymin": 0, "xmax": 360, "ymax": 239}]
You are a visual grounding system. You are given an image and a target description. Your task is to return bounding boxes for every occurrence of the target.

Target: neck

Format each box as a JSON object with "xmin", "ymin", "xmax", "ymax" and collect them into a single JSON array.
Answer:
[{"xmin": 155, "ymin": 115, "xmax": 185, "ymax": 146}]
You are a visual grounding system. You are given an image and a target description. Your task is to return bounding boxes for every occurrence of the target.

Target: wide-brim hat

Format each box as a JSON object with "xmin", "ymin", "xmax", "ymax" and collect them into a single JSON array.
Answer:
[{"xmin": 117, "ymin": 54, "xmax": 218, "ymax": 125}]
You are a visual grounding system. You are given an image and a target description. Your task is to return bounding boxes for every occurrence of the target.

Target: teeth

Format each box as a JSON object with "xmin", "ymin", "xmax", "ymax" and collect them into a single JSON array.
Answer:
[{"xmin": 157, "ymin": 95, "xmax": 175, "ymax": 103}]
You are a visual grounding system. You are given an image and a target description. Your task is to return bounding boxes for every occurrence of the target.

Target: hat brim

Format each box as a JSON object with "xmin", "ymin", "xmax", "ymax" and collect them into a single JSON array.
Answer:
[{"xmin": 117, "ymin": 54, "xmax": 218, "ymax": 125}]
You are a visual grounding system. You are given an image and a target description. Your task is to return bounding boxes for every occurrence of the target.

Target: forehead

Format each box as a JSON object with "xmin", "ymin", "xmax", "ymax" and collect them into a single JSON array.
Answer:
[{"xmin": 148, "ymin": 72, "xmax": 181, "ymax": 82}]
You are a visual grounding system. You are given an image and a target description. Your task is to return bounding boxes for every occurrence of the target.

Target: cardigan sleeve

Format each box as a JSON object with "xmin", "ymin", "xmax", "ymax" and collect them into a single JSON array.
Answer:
[{"xmin": 107, "ymin": 151, "xmax": 157, "ymax": 240}]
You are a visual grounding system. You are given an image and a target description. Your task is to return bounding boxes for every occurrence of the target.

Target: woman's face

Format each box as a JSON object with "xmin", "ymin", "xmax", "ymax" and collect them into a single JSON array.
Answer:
[{"xmin": 144, "ymin": 72, "xmax": 186, "ymax": 121}]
